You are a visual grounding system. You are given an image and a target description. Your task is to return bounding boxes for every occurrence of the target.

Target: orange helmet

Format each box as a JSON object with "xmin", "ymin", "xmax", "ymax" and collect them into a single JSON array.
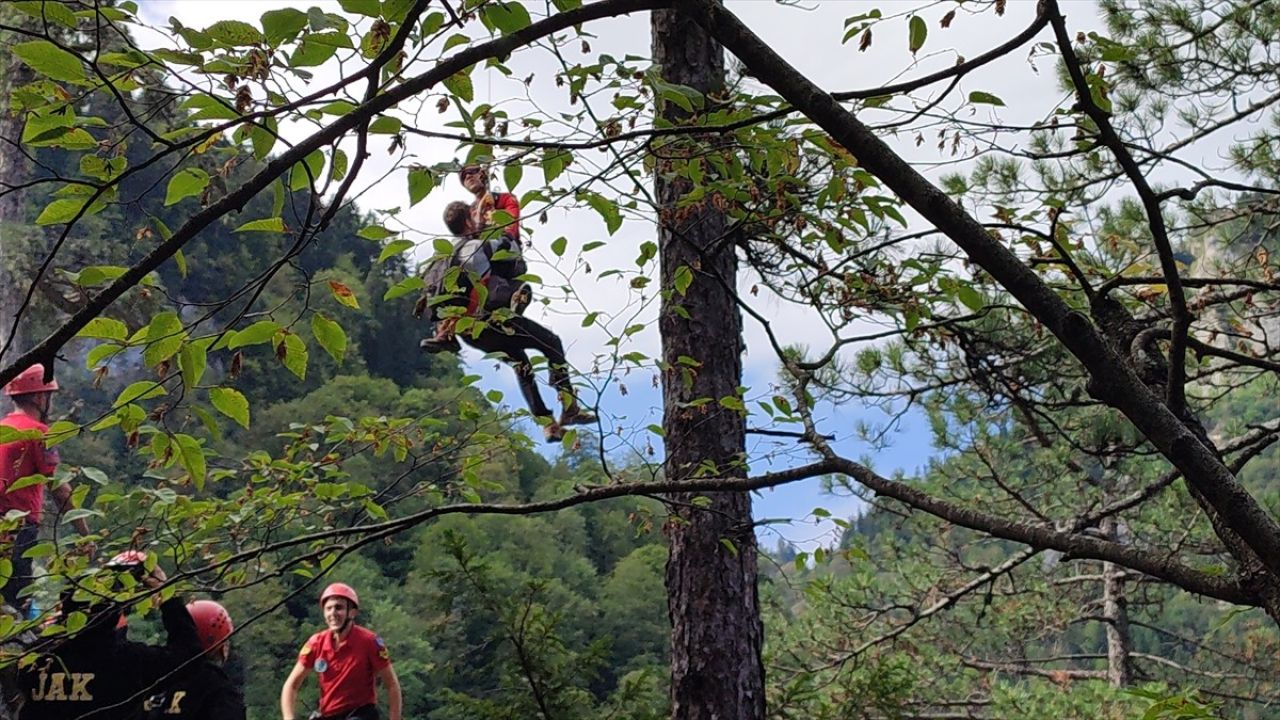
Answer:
[
  {"xmin": 4, "ymin": 364, "xmax": 58, "ymax": 396},
  {"xmin": 187, "ymin": 600, "xmax": 233, "ymax": 652},
  {"xmin": 319, "ymin": 582, "xmax": 359, "ymax": 609}
]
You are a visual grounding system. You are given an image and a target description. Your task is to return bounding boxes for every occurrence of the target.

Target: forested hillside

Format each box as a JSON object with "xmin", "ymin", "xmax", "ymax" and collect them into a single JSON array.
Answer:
[{"xmin": 3, "ymin": 0, "xmax": 1280, "ymax": 719}]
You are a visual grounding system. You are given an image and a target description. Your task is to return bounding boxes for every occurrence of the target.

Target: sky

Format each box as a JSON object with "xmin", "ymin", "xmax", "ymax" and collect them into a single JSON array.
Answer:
[{"xmin": 129, "ymin": 0, "xmax": 1108, "ymax": 550}]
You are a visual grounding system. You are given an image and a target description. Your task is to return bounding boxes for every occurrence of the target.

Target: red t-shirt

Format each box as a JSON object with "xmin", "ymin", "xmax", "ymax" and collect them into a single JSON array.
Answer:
[
  {"xmin": 0, "ymin": 411, "xmax": 57, "ymax": 524},
  {"xmin": 298, "ymin": 624, "xmax": 391, "ymax": 715}
]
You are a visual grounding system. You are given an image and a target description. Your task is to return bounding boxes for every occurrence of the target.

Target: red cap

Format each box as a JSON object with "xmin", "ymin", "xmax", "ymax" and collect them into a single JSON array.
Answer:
[
  {"xmin": 187, "ymin": 600, "xmax": 233, "ymax": 652},
  {"xmin": 4, "ymin": 364, "xmax": 58, "ymax": 396},
  {"xmin": 319, "ymin": 582, "xmax": 359, "ymax": 608}
]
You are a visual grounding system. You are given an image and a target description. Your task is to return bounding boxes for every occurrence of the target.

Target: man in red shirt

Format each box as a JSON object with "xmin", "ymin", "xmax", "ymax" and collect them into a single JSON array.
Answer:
[
  {"xmin": 280, "ymin": 583, "xmax": 401, "ymax": 720},
  {"xmin": 0, "ymin": 363, "xmax": 92, "ymax": 610}
]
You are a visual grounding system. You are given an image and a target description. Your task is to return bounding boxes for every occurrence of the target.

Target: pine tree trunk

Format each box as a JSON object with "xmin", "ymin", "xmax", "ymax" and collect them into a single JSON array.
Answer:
[
  {"xmin": 652, "ymin": 6, "xmax": 765, "ymax": 719},
  {"xmin": 1100, "ymin": 516, "xmax": 1133, "ymax": 688},
  {"xmin": 0, "ymin": 5, "xmax": 36, "ymax": 358}
]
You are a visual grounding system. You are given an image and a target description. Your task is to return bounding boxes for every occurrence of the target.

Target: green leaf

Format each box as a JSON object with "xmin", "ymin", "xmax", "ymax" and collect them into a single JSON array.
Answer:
[
  {"xmin": 205, "ymin": 20, "xmax": 264, "ymax": 46},
  {"xmin": 45, "ymin": 421, "xmax": 79, "ymax": 448},
  {"xmin": 583, "ymin": 192, "xmax": 621, "ymax": 235},
  {"xmin": 249, "ymin": 117, "xmax": 278, "ymax": 160},
  {"xmin": 289, "ymin": 150, "xmax": 325, "ymax": 192},
  {"xmin": 12, "ymin": 1, "xmax": 78, "ymax": 29},
  {"xmin": 339, "ymin": 0, "xmax": 381, "ymax": 17},
  {"xmin": 443, "ymin": 70, "xmax": 474, "ymax": 103},
  {"xmin": 86, "ymin": 344, "xmax": 124, "ymax": 369},
  {"xmin": 908, "ymin": 15, "xmax": 927, "ymax": 54},
  {"xmin": 551, "ymin": 237, "xmax": 567, "ymax": 257},
  {"xmin": 383, "ymin": 276, "xmax": 425, "ymax": 301},
  {"xmin": 182, "ymin": 93, "xmax": 240, "ymax": 121},
  {"xmin": 177, "ymin": 338, "xmax": 210, "ymax": 389},
  {"xmin": 12, "ymin": 40, "xmax": 86, "ymax": 85},
  {"xmin": 228, "ymin": 320, "xmax": 281, "ymax": 348},
  {"xmin": 209, "ymin": 387, "xmax": 250, "ymax": 429},
  {"xmin": 115, "ymin": 381, "xmax": 167, "ymax": 407},
  {"xmin": 542, "ymin": 151, "xmax": 569, "ymax": 183},
  {"xmin": 318, "ymin": 100, "xmax": 357, "ymax": 116},
  {"xmin": 369, "ymin": 115, "xmax": 403, "ymax": 134},
  {"xmin": 358, "ymin": 225, "xmax": 396, "ymax": 240},
  {"xmin": 956, "ymin": 284, "xmax": 984, "ymax": 311},
  {"xmin": 164, "ymin": 168, "xmax": 210, "ymax": 206},
  {"xmin": 173, "ymin": 434, "xmax": 207, "ymax": 490},
  {"xmin": 384, "ymin": 0, "xmax": 416, "ymax": 23},
  {"xmin": 408, "ymin": 167, "xmax": 434, "ymax": 206},
  {"xmin": 331, "ymin": 149, "xmax": 349, "ymax": 181},
  {"xmin": 143, "ymin": 312, "xmax": 186, "ymax": 367},
  {"xmin": 485, "ymin": 2, "xmax": 532, "ymax": 34},
  {"xmin": 581, "ymin": 312, "xmax": 599, "ymax": 327},
  {"xmin": 503, "ymin": 164, "xmax": 523, "ymax": 191},
  {"xmin": 311, "ymin": 314, "xmax": 348, "ymax": 363},
  {"xmin": 234, "ymin": 217, "xmax": 286, "ymax": 233},
  {"xmin": 290, "ymin": 34, "xmax": 340, "ymax": 67},
  {"xmin": 76, "ymin": 317, "xmax": 127, "ymax": 341},
  {"xmin": 378, "ymin": 239, "xmax": 415, "ymax": 263},
  {"xmin": 968, "ymin": 91, "xmax": 1005, "ymax": 107},
  {"xmin": 36, "ymin": 196, "xmax": 98, "ymax": 226},
  {"xmin": 674, "ymin": 265, "xmax": 693, "ymax": 296},
  {"xmin": 277, "ymin": 332, "xmax": 309, "ymax": 380},
  {"xmin": 261, "ymin": 8, "xmax": 308, "ymax": 46}
]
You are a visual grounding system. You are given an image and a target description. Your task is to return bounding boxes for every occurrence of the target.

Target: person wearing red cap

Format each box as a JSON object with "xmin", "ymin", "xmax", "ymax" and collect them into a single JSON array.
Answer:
[
  {"xmin": 141, "ymin": 599, "xmax": 246, "ymax": 720},
  {"xmin": 280, "ymin": 583, "xmax": 401, "ymax": 720},
  {"xmin": 0, "ymin": 363, "xmax": 93, "ymax": 610}
]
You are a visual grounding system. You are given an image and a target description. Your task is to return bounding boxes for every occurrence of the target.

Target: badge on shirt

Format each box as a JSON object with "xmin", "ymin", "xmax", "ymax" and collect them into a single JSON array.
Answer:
[
  {"xmin": 314, "ymin": 658, "xmax": 329, "ymax": 673},
  {"xmin": 376, "ymin": 635, "xmax": 390, "ymax": 660}
]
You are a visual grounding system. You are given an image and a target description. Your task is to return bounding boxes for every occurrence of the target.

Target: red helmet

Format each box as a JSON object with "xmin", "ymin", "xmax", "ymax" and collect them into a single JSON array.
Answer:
[
  {"xmin": 187, "ymin": 600, "xmax": 233, "ymax": 652},
  {"xmin": 4, "ymin": 364, "xmax": 58, "ymax": 396},
  {"xmin": 319, "ymin": 582, "xmax": 359, "ymax": 609},
  {"xmin": 107, "ymin": 550, "xmax": 148, "ymax": 568}
]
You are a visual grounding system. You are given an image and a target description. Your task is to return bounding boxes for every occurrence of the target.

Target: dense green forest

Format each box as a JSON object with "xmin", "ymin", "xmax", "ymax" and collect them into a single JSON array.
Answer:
[{"xmin": 3, "ymin": 0, "xmax": 1280, "ymax": 718}]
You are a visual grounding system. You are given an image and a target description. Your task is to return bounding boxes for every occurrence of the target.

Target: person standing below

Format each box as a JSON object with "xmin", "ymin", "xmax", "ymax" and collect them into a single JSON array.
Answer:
[
  {"xmin": 280, "ymin": 583, "xmax": 401, "ymax": 720},
  {"xmin": 0, "ymin": 364, "xmax": 92, "ymax": 612},
  {"xmin": 142, "ymin": 599, "xmax": 245, "ymax": 720},
  {"xmin": 17, "ymin": 560, "xmax": 201, "ymax": 720}
]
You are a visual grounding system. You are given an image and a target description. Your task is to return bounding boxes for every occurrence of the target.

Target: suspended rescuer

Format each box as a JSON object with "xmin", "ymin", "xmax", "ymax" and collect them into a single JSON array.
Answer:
[{"xmin": 417, "ymin": 203, "xmax": 598, "ymax": 442}]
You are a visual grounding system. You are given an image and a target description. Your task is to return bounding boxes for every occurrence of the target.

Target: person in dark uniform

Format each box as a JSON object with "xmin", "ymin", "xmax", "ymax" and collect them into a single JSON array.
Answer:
[
  {"xmin": 142, "ymin": 600, "xmax": 245, "ymax": 720},
  {"xmin": 17, "ymin": 559, "xmax": 200, "ymax": 720}
]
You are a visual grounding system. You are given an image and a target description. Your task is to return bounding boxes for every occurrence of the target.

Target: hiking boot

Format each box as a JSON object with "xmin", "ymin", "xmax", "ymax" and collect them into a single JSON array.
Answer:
[
  {"xmin": 543, "ymin": 422, "xmax": 565, "ymax": 443},
  {"xmin": 560, "ymin": 403, "xmax": 597, "ymax": 427},
  {"xmin": 510, "ymin": 282, "xmax": 533, "ymax": 315},
  {"xmin": 419, "ymin": 335, "xmax": 461, "ymax": 354}
]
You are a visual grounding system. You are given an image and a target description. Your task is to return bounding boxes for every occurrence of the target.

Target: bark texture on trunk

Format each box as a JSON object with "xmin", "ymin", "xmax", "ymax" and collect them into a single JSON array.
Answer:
[
  {"xmin": 652, "ymin": 6, "xmax": 764, "ymax": 719},
  {"xmin": 1099, "ymin": 519, "xmax": 1133, "ymax": 687},
  {"xmin": 0, "ymin": 6, "xmax": 36, "ymax": 358}
]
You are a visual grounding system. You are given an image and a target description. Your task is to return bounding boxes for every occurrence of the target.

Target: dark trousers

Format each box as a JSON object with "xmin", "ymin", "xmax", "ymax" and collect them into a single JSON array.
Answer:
[
  {"xmin": 3, "ymin": 522, "xmax": 39, "ymax": 608},
  {"xmin": 463, "ymin": 316, "xmax": 574, "ymax": 419},
  {"xmin": 314, "ymin": 704, "xmax": 379, "ymax": 720}
]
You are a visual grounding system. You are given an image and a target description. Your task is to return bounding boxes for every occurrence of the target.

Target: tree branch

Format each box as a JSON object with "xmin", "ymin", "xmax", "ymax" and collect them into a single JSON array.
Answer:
[{"xmin": 684, "ymin": 0, "xmax": 1280, "ymax": 583}]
